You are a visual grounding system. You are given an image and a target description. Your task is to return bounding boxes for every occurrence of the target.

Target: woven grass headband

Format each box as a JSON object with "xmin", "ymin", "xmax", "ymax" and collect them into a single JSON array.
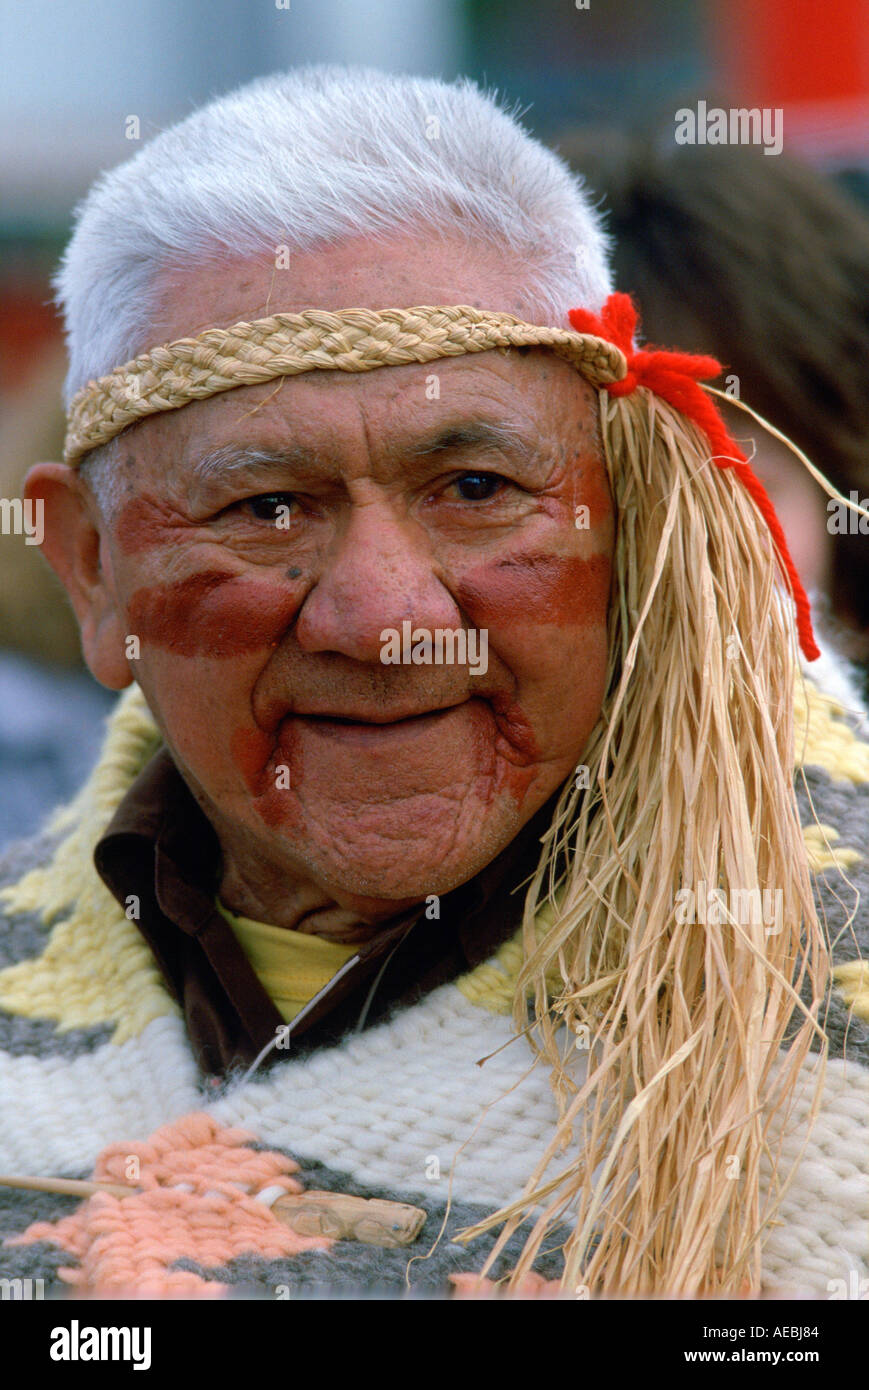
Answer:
[
  {"xmin": 63, "ymin": 303, "xmax": 628, "ymax": 465},
  {"xmin": 62, "ymin": 292, "xmax": 819, "ymax": 660}
]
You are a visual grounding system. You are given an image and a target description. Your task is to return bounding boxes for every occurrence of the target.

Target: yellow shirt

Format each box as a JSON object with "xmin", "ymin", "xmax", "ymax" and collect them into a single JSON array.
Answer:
[{"xmin": 215, "ymin": 899, "xmax": 358, "ymax": 1022}]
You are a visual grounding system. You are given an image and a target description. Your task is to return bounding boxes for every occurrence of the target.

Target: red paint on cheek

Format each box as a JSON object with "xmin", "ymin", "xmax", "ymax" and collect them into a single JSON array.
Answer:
[
  {"xmin": 127, "ymin": 571, "xmax": 301, "ymax": 657},
  {"xmin": 457, "ymin": 553, "xmax": 611, "ymax": 626}
]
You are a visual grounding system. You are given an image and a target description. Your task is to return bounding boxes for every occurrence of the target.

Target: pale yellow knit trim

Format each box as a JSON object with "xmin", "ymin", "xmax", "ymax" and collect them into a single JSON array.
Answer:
[
  {"xmin": 64, "ymin": 305, "xmax": 627, "ymax": 465},
  {"xmin": 831, "ymin": 960, "xmax": 869, "ymax": 1022},
  {"xmin": 456, "ymin": 935, "xmax": 525, "ymax": 1016},
  {"xmin": 793, "ymin": 680, "xmax": 869, "ymax": 784},
  {"xmin": 457, "ymin": 902, "xmax": 565, "ymax": 1015},
  {"xmin": 800, "ymin": 823, "xmax": 863, "ymax": 874},
  {"xmin": 0, "ymin": 685, "xmax": 176, "ymax": 1043}
]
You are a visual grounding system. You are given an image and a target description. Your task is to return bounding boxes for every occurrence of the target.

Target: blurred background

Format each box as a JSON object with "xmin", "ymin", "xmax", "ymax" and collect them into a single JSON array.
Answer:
[{"xmin": 2, "ymin": 0, "xmax": 869, "ymax": 847}]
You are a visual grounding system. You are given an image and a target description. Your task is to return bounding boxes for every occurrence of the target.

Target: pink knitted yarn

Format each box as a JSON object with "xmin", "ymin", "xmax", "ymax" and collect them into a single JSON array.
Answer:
[
  {"xmin": 450, "ymin": 1271, "xmax": 563, "ymax": 1299},
  {"xmin": 7, "ymin": 1112, "xmax": 332, "ymax": 1297}
]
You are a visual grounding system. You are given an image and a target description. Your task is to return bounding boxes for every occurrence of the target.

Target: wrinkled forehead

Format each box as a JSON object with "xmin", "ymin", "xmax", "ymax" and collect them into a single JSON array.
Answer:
[
  {"xmin": 66, "ymin": 233, "xmax": 625, "ymax": 474},
  {"xmin": 149, "ymin": 235, "xmax": 541, "ymax": 343}
]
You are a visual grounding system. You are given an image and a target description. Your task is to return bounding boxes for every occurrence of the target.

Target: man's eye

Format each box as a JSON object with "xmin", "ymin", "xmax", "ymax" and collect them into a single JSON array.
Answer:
[
  {"xmin": 453, "ymin": 473, "xmax": 503, "ymax": 502},
  {"xmin": 243, "ymin": 493, "xmax": 297, "ymax": 522}
]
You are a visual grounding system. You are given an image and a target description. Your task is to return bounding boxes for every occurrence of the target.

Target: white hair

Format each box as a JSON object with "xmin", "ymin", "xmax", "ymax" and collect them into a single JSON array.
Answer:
[{"xmin": 55, "ymin": 65, "xmax": 613, "ymax": 508}]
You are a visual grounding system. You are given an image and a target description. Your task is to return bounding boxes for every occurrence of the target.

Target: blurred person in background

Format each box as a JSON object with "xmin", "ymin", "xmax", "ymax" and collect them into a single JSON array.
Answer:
[{"xmin": 557, "ymin": 129, "xmax": 869, "ymax": 705}]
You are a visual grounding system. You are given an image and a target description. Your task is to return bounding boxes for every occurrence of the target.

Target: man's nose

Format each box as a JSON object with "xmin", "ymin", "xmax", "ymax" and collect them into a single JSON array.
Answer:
[{"xmin": 294, "ymin": 501, "xmax": 462, "ymax": 664}]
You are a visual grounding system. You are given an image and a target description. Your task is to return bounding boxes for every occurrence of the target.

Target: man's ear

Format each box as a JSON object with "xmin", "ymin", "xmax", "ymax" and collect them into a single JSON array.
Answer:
[{"xmin": 23, "ymin": 462, "xmax": 133, "ymax": 690}]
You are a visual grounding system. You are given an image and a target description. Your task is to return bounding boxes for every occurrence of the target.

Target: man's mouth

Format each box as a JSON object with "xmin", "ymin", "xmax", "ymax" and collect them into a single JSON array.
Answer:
[
  {"xmin": 293, "ymin": 701, "xmax": 469, "ymax": 738},
  {"xmin": 291, "ymin": 698, "xmax": 469, "ymax": 728}
]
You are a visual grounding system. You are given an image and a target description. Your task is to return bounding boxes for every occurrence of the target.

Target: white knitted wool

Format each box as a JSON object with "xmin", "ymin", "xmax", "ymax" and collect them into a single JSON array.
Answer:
[
  {"xmin": 759, "ymin": 1055, "xmax": 869, "ymax": 1295},
  {"xmin": 0, "ymin": 982, "xmax": 585, "ymax": 1209},
  {"xmin": 800, "ymin": 620, "xmax": 869, "ymax": 723},
  {"xmin": 0, "ymin": 1016, "xmax": 199, "ymax": 1176},
  {"xmin": 213, "ymin": 984, "xmax": 593, "ymax": 1209}
]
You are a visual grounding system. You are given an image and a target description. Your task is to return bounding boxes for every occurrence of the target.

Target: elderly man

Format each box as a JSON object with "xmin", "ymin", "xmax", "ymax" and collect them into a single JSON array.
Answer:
[{"xmin": 0, "ymin": 67, "xmax": 867, "ymax": 1300}]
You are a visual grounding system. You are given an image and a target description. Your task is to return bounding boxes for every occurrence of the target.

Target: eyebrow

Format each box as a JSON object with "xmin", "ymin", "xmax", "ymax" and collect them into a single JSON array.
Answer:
[
  {"xmin": 406, "ymin": 422, "xmax": 532, "ymax": 460},
  {"xmin": 187, "ymin": 421, "xmax": 536, "ymax": 485}
]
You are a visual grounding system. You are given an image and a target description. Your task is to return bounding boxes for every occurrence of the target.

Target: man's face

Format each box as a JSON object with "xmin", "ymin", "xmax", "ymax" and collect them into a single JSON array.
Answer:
[{"xmin": 41, "ymin": 235, "xmax": 615, "ymax": 918}]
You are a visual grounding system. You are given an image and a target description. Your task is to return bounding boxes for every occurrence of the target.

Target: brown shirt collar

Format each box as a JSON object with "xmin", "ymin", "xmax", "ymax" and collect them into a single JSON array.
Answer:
[{"xmin": 94, "ymin": 746, "xmax": 557, "ymax": 1080}]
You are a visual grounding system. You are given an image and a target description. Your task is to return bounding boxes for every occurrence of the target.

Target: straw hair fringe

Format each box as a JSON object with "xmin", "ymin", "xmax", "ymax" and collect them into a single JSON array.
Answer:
[{"xmin": 460, "ymin": 387, "xmax": 828, "ymax": 1297}]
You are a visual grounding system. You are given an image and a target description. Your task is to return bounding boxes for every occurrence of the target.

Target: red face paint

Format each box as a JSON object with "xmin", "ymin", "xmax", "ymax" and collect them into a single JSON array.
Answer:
[
  {"xmin": 230, "ymin": 726, "xmax": 273, "ymax": 796},
  {"xmin": 488, "ymin": 692, "xmax": 539, "ymax": 764},
  {"xmin": 230, "ymin": 722, "xmax": 303, "ymax": 828},
  {"xmin": 573, "ymin": 463, "xmax": 613, "ymax": 529},
  {"xmin": 457, "ymin": 552, "xmax": 611, "ymax": 627},
  {"xmin": 484, "ymin": 694, "xmax": 542, "ymax": 805},
  {"xmin": 127, "ymin": 571, "xmax": 301, "ymax": 657}
]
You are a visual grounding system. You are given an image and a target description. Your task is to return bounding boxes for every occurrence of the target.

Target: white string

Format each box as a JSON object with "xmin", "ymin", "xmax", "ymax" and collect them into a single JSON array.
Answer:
[
  {"xmin": 705, "ymin": 384, "xmax": 869, "ymax": 522},
  {"xmin": 235, "ymin": 953, "xmax": 362, "ymax": 1086}
]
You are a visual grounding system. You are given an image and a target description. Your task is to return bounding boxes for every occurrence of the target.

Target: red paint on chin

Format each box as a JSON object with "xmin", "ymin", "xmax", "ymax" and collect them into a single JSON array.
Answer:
[
  {"xmin": 487, "ymin": 695, "xmax": 541, "ymax": 805},
  {"xmin": 231, "ymin": 726, "xmax": 273, "ymax": 796},
  {"xmin": 457, "ymin": 552, "xmax": 611, "ymax": 626},
  {"xmin": 127, "ymin": 571, "xmax": 300, "ymax": 657},
  {"xmin": 489, "ymin": 693, "xmax": 539, "ymax": 764},
  {"xmin": 497, "ymin": 760, "xmax": 537, "ymax": 806},
  {"xmin": 231, "ymin": 722, "xmax": 301, "ymax": 828}
]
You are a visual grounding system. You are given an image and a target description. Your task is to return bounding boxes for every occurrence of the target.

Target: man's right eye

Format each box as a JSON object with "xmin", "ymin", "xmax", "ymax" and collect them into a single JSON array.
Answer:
[
  {"xmin": 451, "ymin": 472, "xmax": 504, "ymax": 502},
  {"xmin": 243, "ymin": 493, "xmax": 298, "ymax": 521}
]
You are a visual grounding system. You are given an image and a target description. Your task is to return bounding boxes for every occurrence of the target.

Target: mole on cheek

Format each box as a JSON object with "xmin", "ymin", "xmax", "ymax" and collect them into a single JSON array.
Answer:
[
  {"xmin": 127, "ymin": 570, "xmax": 302, "ymax": 657},
  {"xmin": 457, "ymin": 553, "xmax": 611, "ymax": 626}
]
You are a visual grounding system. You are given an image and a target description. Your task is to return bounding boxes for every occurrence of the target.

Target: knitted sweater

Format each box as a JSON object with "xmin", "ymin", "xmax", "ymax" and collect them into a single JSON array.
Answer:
[{"xmin": 0, "ymin": 669, "xmax": 867, "ymax": 1299}]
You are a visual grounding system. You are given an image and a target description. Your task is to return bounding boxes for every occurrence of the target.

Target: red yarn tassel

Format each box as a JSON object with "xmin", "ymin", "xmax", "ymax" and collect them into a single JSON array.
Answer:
[{"xmin": 568, "ymin": 293, "xmax": 819, "ymax": 661}]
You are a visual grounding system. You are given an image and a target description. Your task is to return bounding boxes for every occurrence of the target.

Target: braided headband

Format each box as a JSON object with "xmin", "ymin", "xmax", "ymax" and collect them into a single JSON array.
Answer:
[
  {"xmin": 63, "ymin": 292, "xmax": 818, "ymax": 660},
  {"xmin": 63, "ymin": 304, "xmax": 627, "ymax": 464}
]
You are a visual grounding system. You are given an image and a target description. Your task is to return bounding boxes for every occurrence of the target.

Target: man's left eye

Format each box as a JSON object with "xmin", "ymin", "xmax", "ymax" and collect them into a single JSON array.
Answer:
[
  {"xmin": 243, "ymin": 493, "xmax": 297, "ymax": 521},
  {"xmin": 452, "ymin": 472, "xmax": 503, "ymax": 501}
]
